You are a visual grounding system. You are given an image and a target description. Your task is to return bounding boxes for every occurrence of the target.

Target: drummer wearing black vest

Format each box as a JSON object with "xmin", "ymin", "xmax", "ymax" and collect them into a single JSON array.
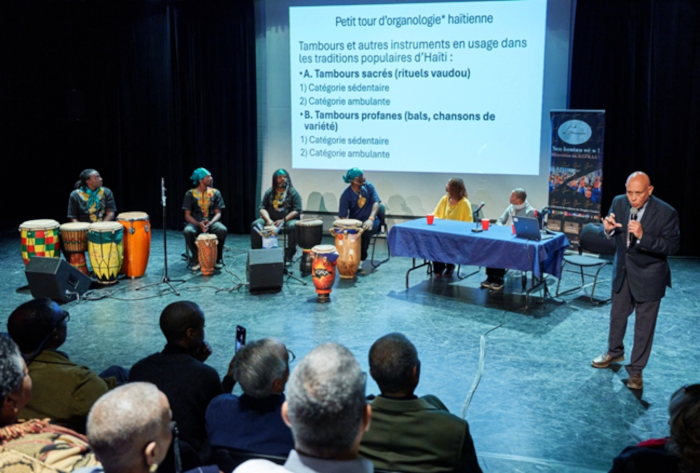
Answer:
[
  {"xmin": 251, "ymin": 169, "xmax": 302, "ymax": 264},
  {"xmin": 338, "ymin": 167, "xmax": 381, "ymax": 262}
]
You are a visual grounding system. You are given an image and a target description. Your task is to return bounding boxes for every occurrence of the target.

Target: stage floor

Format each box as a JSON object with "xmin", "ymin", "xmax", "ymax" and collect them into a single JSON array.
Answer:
[{"xmin": 2, "ymin": 230, "xmax": 698, "ymax": 472}]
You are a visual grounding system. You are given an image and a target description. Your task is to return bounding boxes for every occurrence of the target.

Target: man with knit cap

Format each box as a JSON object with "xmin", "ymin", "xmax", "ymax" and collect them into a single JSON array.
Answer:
[
  {"xmin": 338, "ymin": 167, "xmax": 381, "ymax": 263},
  {"xmin": 182, "ymin": 167, "xmax": 227, "ymax": 270}
]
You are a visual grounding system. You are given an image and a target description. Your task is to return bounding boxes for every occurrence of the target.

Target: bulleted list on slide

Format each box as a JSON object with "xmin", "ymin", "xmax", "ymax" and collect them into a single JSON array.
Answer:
[{"xmin": 289, "ymin": 1, "xmax": 547, "ymax": 175}]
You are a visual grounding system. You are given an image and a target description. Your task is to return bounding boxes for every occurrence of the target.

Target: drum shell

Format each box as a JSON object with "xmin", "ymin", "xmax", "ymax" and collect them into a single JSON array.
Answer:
[
  {"xmin": 334, "ymin": 232, "xmax": 362, "ymax": 279},
  {"xmin": 296, "ymin": 219, "xmax": 323, "ymax": 249},
  {"xmin": 87, "ymin": 223, "xmax": 124, "ymax": 284},
  {"xmin": 117, "ymin": 212, "xmax": 151, "ymax": 278},
  {"xmin": 60, "ymin": 223, "xmax": 89, "ymax": 253},
  {"xmin": 311, "ymin": 245, "xmax": 337, "ymax": 296},
  {"xmin": 196, "ymin": 234, "xmax": 218, "ymax": 276},
  {"xmin": 19, "ymin": 219, "xmax": 61, "ymax": 265}
]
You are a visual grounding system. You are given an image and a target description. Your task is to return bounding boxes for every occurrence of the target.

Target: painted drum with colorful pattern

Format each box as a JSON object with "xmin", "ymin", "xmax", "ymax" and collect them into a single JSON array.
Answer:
[
  {"xmin": 311, "ymin": 244, "xmax": 338, "ymax": 303},
  {"xmin": 196, "ymin": 233, "xmax": 218, "ymax": 276},
  {"xmin": 60, "ymin": 222, "xmax": 90, "ymax": 275},
  {"xmin": 19, "ymin": 219, "xmax": 61, "ymax": 265},
  {"xmin": 117, "ymin": 211, "xmax": 151, "ymax": 278},
  {"xmin": 87, "ymin": 222, "xmax": 123, "ymax": 285}
]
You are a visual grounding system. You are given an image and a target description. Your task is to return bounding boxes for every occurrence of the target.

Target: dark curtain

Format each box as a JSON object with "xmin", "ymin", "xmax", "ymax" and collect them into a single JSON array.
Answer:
[
  {"xmin": 0, "ymin": 0, "xmax": 257, "ymax": 234},
  {"xmin": 571, "ymin": 0, "xmax": 700, "ymax": 256}
]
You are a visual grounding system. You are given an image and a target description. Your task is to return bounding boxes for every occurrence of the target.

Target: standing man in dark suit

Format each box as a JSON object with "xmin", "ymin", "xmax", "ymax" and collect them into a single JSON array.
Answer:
[{"xmin": 591, "ymin": 171, "xmax": 680, "ymax": 390}]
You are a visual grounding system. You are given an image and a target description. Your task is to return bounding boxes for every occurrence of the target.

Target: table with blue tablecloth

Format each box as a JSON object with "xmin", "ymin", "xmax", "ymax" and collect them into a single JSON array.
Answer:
[{"xmin": 388, "ymin": 218, "xmax": 570, "ymax": 296}]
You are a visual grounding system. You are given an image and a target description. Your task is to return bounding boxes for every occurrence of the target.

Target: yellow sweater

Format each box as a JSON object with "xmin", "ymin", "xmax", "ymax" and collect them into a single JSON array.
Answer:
[{"xmin": 433, "ymin": 195, "xmax": 473, "ymax": 222}]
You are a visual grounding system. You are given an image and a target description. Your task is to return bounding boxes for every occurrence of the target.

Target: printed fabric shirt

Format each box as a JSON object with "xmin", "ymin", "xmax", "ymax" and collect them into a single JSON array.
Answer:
[
  {"xmin": 182, "ymin": 188, "xmax": 226, "ymax": 222},
  {"xmin": 67, "ymin": 187, "xmax": 117, "ymax": 223}
]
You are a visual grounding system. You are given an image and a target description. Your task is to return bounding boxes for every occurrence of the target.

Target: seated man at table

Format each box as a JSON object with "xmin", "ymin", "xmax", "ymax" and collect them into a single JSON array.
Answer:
[
  {"xmin": 250, "ymin": 169, "xmax": 302, "ymax": 264},
  {"xmin": 338, "ymin": 167, "xmax": 381, "ymax": 264},
  {"xmin": 432, "ymin": 177, "xmax": 473, "ymax": 278},
  {"xmin": 482, "ymin": 188, "xmax": 535, "ymax": 291}
]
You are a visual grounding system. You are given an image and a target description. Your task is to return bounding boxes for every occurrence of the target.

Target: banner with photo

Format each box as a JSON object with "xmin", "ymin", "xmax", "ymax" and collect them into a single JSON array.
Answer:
[{"xmin": 547, "ymin": 110, "xmax": 605, "ymax": 249}]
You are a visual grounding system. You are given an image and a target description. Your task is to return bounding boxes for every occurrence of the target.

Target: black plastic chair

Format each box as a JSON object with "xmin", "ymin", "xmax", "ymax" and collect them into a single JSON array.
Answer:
[
  {"xmin": 370, "ymin": 203, "xmax": 390, "ymax": 268},
  {"xmin": 555, "ymin": 223, "xmax": 616, "ymax": 304}
]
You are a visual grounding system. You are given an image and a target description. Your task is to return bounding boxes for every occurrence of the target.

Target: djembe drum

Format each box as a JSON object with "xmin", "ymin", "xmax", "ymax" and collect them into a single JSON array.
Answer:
[
  {"xmin": 117, "ymin": 211, "xmax": 151, "ymax": 278},
  {"xmin": 311, "ymin": 244, "xmax": 338, "ymax": 303},
  {"xmin": 60, "ymin": 222, "xmax": 89, "ymax": 275},
  {"xmin": 330, "ymin": 219, "xmax": 364, "ymax": 279},
  {"xmin": 296, "ymin": 219, "xmax": 323, "ymax": 274},
  {"xmin": 19, "ymin": 219, "xmax": 61, "ymax": 265},
  {"xmin": 87, "ymin": 222, "xmax": 124, "ymax": 285},
  {"xmin": 196, "ymin": 233, "xmax": 218, "ymax": 276}
]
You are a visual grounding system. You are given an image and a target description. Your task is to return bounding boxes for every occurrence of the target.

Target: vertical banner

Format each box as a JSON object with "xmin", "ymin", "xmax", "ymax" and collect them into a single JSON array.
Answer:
[{"xmin": 547, "ymin": 110, "xmax": 605, "ymax": 249}]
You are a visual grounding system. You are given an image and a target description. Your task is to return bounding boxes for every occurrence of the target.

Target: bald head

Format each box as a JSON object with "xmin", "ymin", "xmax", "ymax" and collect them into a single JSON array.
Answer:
[{"xmin": 625, "ymin": 171, "xmax": 654, "ymax": 209}]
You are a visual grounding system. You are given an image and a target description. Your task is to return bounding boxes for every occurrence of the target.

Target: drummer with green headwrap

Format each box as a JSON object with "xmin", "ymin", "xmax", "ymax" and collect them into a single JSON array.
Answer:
[
  {"xmin": 338, "ymin": 167, "xmax": 381, "ymax": 263},
  {"xmin": 67, "ymin": 169, "xmax": 117, "ymax": 223},
  {"xmin": 182, "ymin": 167, "xmax": 227, "ymax": 271}
]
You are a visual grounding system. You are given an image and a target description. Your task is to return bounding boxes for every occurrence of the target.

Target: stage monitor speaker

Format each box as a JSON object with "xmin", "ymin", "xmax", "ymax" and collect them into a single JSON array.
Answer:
[
  {"xmin": 247, "ymin": 249, "xmax": 284, "ymax": 293},
  {"xmin": 25, "ymin": 257, "xmax": 92, "ymax": 302}
]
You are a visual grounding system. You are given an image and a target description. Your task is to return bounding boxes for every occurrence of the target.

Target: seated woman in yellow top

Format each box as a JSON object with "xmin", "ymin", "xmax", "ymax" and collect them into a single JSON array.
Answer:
[{"xmin": 432, "ymin": 177, "xmax": 473, "ymax": 277}]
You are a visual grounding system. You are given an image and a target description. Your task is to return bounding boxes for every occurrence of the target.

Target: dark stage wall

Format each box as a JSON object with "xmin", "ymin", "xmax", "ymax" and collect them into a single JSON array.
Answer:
[{"xmin": 1, "ymin": 0, "xmax": 698, "ymax": 255}]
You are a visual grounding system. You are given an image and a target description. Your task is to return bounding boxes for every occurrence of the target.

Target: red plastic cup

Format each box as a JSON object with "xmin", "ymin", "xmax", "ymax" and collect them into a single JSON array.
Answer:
[
  {"xmin": 481, "ymin": 218, "xmax": 490, "ymax": 231},
  {"xmin": 426, "ymin": 214, "xmax": 434, "ymax": 225},
  {"xmin": 512, "ymin": 224, "xmax": 516, "ymax": 234}
]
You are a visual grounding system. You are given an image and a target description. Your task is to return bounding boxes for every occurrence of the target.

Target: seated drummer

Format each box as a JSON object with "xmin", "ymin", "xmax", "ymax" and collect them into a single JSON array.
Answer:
[
  {"xmin": 338, "ymin": 167, "xmax": 381, "ymax": 263},
  {"xmin": 482, "ymin": 188, "xmax": 535, "ymax": 291},
  {"xmin": 67, "ymin": 169, "xmax": 117, "ymax": 223},
  {"xmin": 432, "ymin": 177, "xmax": 473, "ymax": 278},
  {"xmin": 183, "ymin": 167, "xmax": 227, "ymax": 271},
  {"xmin": 251, "ymin": 169, "xmax": 302, "ymax": 264}
]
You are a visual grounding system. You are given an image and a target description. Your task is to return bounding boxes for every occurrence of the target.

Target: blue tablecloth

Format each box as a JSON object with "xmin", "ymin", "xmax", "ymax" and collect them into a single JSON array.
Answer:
[{"xmin": 388, "ymin": 219, "xmax": 570, "ymax": 279}]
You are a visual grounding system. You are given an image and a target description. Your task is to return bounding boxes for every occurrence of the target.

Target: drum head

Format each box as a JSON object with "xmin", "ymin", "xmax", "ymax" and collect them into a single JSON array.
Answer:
[
  {"xmin": 20, "ymin": 219, "xmax": 60, "ymax": 230},
  {"xmin": 297, "ymin": 219, "xmax": 323, "ymax": 227},
  {"xmin": 334, "ymin": 219, "xmax": 362, "ymax": 228},
  {"xmin": 197, "ymin": 233, "xmax": 218, "ymax": 241},
  {"xmin": 312, "ymin": 244, "xmax": 337, "ymax": 254},
  {"xmin": 60, "ymin": 222, "xmax": 90, "ymax": 231},
  {"xmin": 117, "ymin": 211, "xmax": 149, "ymax": 221},
  {"xmin": 88, "ymin": 222, "xmax": 123, "ymax": 232}
]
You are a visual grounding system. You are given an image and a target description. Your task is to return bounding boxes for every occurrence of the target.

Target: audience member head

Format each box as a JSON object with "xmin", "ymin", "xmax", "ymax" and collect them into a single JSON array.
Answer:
[
  {"xmin": 510, "ymin": 188, "xmax": 528, "ymax": 206},
  {"xmin": 283, "ymin": 342, "xmax": 370, "ymax": 460},
  {"xmin": 159, "ymin": 301, "xmax": 205, "ymax": 352},
  {"xmin": 75, "ymin": 168, "xmax": 101, "ymax": 190},
  {"xmin": 234, "ymin": 338, "xmax": 290, "ymax": 399},
  {"xmin": 369, "ymin": 333, "xmax": 420, "ymax": 396},
  {"xmin": 666, "ymin": 384, "xmax": 700, "ymax": 471},
  {"xmin": 446, "ymin": 177, "xmax": 468, "ymax": 201},
  {"xmin": 272, "ymin": 169, "xmax": 292, "ymax": 190},
  {"xmin": 7, "ymin": 298, "xmax": 69, "ymax": 356},
  {"xmin": 86, "ymin": 382, "xmax": 172, "ymax": 473},
  {"xmin": 0, "ymin": 336, "xmax": 32, "ymax": 426}
]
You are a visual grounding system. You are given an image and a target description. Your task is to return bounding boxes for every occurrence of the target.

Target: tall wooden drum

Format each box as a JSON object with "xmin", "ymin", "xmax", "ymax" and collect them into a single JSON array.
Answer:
[{"xmin": 330, "ymin": 219, "xmax": 364, "ymax": 279}]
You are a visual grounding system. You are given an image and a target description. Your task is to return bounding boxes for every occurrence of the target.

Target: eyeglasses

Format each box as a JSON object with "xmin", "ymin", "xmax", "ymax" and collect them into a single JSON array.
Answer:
[{"xmin": 287, "ymin": 349, "xmax": 296, "ymax": 363}]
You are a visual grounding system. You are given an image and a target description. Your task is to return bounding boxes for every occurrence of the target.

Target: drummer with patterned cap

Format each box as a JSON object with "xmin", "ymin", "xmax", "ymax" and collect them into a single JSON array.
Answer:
[
  {"xmin": 67, "ymin": 169, "xmax": 117, "ymax": 223},
  {"xmin": 337, "ymin": 167, "xmax": 381, "ymax": 263},
  {"xmin": 182, "ymin": 167, "xmax": 227, "ymax": 271}
]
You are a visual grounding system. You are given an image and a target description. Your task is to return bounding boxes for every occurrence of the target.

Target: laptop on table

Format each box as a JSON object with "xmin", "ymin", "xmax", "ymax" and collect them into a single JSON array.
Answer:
[{"xmin": 513, "ymin": 216, "xmax": 554, "ymax": 241}]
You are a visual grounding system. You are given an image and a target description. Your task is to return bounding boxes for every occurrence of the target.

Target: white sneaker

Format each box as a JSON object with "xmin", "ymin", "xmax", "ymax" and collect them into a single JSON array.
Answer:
[{"xmin": 191, "ymin": 264, "xmax": 201, "ymax": 272}]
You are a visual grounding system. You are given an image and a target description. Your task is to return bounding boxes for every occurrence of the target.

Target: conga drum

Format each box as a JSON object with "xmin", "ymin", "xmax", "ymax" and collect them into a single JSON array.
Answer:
[
  {"xmin": 296, "ymin": 219, "xmax": 323, "ymax": 274},
  {"xmin": 196, "ymin": 234, "xmax": 218, "ymax": 276},
  {"xmin": 330, "ymin": 219, "xmax": 364, "ymax": 279},
  {"xmin": 117, "ymin": 211, "xmax": 151, "ymax": 278},
  {"xmin": 311, "ymin": 244, "xmax": 338, "ymax": 303},
  {"xmin": 60, "ymin": 222, "xmax": 89, "ymax": 275},
  {"xmin": 87, "ymin": 222, "xmax": 124, "ymax": 285},
  {"xmin": 19, "ymin": 219, "xmax": 61, "ymax": 265}
]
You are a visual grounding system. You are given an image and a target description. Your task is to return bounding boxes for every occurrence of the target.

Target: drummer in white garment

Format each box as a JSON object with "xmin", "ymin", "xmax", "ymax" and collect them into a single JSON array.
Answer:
[{"xmin": 337, "ymin": 167, "xmax": 381, "ymax": 263}]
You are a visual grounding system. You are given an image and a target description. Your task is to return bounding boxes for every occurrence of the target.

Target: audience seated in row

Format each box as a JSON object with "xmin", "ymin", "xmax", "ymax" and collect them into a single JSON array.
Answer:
[
  {"xmin": 129, "ymin": 300, "xmax": 236, "ymax": 455},
  {"xmin": 7, "ymin": 298, "xmax": 127, "ymax": 434},
  {"xmin": 0, "ymin": 336, "xmax": 99, "ymax": 470},
  {"xmin": 206, "ymin": 337, "xmax": 294, "ymax": 456}
]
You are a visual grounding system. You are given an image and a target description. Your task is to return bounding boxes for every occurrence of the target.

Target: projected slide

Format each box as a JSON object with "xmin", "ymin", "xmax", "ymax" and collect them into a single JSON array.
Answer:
[{"xmin": 290, "ymin": 0, "xmax": 547, "ymax": 175}]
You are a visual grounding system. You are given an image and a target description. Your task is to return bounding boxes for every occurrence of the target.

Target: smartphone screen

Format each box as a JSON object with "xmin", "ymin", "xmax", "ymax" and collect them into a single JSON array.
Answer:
[{"xmin": 235, "ymin": 325, "xmax": 247, "ymax": 353}]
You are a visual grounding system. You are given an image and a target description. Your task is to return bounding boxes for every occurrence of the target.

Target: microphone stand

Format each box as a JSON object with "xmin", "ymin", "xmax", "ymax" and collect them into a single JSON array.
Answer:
[
  {"xmin": 471, "ymin": 207, "xmax": 484, "ymax": 233},
  {"xmin": 280, "ymin": 185, "xmax": 306, "ymax": 286},
  {"xmin": 138, "ymin": 178, "xmax": 185, "ymax": 296}
]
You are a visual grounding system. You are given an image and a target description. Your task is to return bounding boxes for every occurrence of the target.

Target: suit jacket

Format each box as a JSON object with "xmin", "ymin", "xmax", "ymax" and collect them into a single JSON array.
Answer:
[
  {"xmin": 359, "ymin": 395, "xmax": 481, "ymax": 473},
  {"xmin": 604, "ymin": 195, "xmax": 680, "ymax": 301}
]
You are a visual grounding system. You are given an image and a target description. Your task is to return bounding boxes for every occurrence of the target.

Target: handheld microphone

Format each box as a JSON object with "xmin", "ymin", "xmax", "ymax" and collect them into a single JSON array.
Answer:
[{"xmin": 629, "ymin": 207, "xmax": 638, "ymax": 246}]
